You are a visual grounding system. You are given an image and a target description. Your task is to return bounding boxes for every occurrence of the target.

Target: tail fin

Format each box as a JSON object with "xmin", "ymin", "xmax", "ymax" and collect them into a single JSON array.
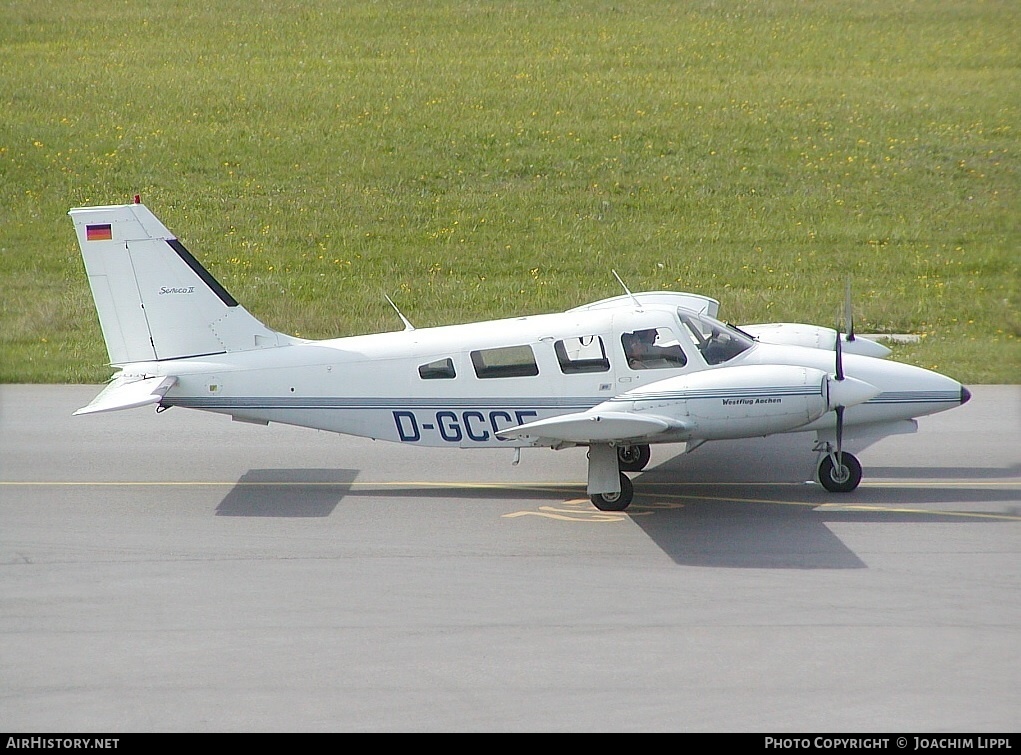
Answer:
[{"xmin": 70, "ymin": 201, "xmax": 287, "ymax": 365}]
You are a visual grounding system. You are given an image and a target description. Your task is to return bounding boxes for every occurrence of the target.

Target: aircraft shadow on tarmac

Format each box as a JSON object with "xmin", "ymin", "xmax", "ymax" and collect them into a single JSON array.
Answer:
[
  {"xmin": 335, "ymin": 476, "xmax": 1016, "ymax": 569},
  {"xmin": 629, "ymin": 497, "xmax": 869, "ymax": 569},
  {"xmin": 616, "ymin": 440, "xmax": 1019, "ymax": 567},
  {"xmin": 626, "ymin": 491, "xmax": 1019, "ymax": 569},
  {"xmin": 215, "ymin": 468, "xmax": 359, "ymax": 517},
  {"xmin": 212, "ymin": 447, "xmax": 1017, "ymax": 569}
]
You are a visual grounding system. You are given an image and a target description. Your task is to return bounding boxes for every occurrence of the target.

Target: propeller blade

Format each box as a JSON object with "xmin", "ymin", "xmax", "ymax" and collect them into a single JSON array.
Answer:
[
  {"xmin": 833, "ymin": 283, "xmax": 854, "ymax": 471},
  {"xmin": 835, "ymin": 405, "xmax": 844, "ymax": 458},
  {"xmin": 844, "ymin": 278, "xmax": 856, "ymax": 342},
  {"xmin": 835, "ymin": 317, "xmax": 844, "ymax": 382}
]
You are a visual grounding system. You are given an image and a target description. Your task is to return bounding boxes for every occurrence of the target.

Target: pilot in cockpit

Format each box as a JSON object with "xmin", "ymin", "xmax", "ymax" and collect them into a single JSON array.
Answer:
[{"xmin": 623, "ymin": 328, "xmax": 686, "ymax": 370}]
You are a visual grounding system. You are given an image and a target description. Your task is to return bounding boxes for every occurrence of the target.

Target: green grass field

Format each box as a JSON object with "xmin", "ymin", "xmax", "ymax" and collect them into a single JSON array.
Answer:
[{"xmin": 1, "ymin": 0, "xmax": 1017, "ymax": 383}]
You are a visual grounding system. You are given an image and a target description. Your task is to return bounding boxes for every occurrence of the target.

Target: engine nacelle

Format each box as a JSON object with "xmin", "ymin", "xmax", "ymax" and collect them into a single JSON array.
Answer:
[
  {"xmin": 609, "ymin": 364, "xmax": 833, "ymax": 440},
  {"xmin": 740, "ymin": 323, "xmax": 891, "ymax": 358}
]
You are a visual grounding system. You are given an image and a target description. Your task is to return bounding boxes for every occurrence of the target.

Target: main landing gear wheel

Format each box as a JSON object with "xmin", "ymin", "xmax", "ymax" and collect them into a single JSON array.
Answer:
[
  {"xmin": 590, "ymin": 473, "xmax": 634, "ymax": 512},
  {"xmin": 617, "ymin": 444, "xmax": 651, "ymax": 472},
  {"xmin": 818, "ymin": 452, "xmax": 863, "ymax": 493}
]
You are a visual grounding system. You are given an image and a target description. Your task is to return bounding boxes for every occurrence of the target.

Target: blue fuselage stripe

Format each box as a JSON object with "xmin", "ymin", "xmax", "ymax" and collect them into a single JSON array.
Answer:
[{"xmin": 164, "ymin": 390, "xmax": 961, "ymax": 411}]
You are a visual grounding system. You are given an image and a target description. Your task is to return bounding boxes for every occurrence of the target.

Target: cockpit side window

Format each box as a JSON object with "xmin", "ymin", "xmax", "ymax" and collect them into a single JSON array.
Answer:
[
  {"xmin": 555, "ymin": 336, "xmax": 610, "ymax": 374},
  {"xmin": 679, "ymin": 311, "xmax": 753, "ymax": 365},
  {"xmin": 621, "ymin": 327, "xmax": 687, "ymax": 370}
]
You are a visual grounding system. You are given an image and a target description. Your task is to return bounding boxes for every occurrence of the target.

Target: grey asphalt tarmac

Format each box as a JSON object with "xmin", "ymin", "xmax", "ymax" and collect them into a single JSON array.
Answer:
[{"xmin": 1, "ymin": 385, "xmax": 1018, "ymax": 733}]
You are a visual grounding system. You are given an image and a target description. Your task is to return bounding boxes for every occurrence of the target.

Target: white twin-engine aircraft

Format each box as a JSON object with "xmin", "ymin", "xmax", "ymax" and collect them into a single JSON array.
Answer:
[{"xmin": 70, "ymin": 199, "xmax": 970, "ymax": 511}]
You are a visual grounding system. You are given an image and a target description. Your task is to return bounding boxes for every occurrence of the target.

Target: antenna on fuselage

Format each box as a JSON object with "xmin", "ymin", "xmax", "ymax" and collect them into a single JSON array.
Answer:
[
  {"xmin": 611, "ymin": 269, "xmax": 643, "ymax": 310},
  {"xmin": 384, "ymin": 293, "xmax": 415, "ymax": 331}
]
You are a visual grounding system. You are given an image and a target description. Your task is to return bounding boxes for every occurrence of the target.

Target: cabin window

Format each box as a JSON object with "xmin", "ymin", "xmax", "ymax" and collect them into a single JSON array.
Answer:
[
  {"xmin": 555, "ymin": 336, "xmax": 610, "ymax": 374},
  {"xmin": 470, "ymin": 345, "xmax": 539, "ymax": 379},
  {"xmin": 418, "ymin": 357, "xmax": 456, "ymax": 380},
  {"xmin": 621, "ymin": 327, "xmax": 688, "ymax": 370}
]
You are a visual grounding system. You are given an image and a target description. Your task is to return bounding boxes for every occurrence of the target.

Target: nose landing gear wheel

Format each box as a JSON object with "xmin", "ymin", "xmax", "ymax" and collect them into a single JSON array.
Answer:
[
  {"xmin": 590, "ymin": 473, "xmax": 634, "ymax": 511},
  {"xmin": 617, "ymin": 444, "xmax": 651, "ymax": 472},
  {"xmin": 818, "ymin": 452, "xmax": 862, "ymax": 493}
]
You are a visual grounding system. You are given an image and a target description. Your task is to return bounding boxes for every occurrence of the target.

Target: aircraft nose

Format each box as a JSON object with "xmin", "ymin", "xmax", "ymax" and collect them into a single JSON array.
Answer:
[{"xmin": 961, "ymin": 386, "xmax": 972, "ymax": 405}]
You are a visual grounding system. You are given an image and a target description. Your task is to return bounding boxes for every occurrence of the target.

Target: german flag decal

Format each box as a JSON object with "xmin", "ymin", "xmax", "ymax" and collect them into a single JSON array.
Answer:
[{"xmin": 86, "ymin": 224, "xmax": 113, "ymax": 241}]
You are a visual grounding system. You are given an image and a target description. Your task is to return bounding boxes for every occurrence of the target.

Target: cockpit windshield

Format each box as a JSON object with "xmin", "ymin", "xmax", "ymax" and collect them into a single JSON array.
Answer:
[{"xmin": 678, "ymin": 309, "xmax": 755, "ymax": 365}]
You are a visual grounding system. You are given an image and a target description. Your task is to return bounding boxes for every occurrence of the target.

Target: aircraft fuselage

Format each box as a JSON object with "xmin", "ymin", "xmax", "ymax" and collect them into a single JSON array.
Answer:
[{"xmin": 115, "ymin": 305, "xmax": 964, "ymax": 448}]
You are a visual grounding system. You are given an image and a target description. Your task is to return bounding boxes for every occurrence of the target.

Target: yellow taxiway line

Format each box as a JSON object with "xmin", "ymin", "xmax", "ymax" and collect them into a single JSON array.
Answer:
[{"xmin": 2, "ymin": 479, "xmax": 1019, "ymax": 521}]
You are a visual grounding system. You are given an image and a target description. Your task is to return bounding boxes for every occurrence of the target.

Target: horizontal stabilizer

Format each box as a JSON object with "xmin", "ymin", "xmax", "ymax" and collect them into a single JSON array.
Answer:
[
  {"xmin": 74, "ymin": 375, "xmax": 177, "ymax": 416},
  {"xmin": 497, "ymin": 410, "xmax": 683, "ymax": 444}
]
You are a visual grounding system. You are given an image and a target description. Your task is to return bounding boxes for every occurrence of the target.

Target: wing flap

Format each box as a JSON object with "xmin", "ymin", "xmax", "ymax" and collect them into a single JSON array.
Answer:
[
  {"xmin": 74, "ymin": 375, "xmax": 178, "ymax": 416},
  {"xmin": 497, "ymin": 410, "xmax": 685, "ymax": 444}
]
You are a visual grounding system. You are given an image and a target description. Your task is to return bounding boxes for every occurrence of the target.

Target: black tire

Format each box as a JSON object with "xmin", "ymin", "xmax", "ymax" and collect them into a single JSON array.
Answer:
[
  {"xmin": 818, "ymin": 453, "xmax": 863, "ymax": 493},
  {"xmin": 617, "ymin": 444, "xmax": 652, "ymax": 472},
  {"xmin": 590, "ymin": 473, "xmax": 634, "ymax": 511}
]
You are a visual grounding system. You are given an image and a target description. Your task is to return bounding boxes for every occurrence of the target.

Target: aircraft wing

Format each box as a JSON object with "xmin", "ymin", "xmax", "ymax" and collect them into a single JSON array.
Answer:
[
  {"xmin": 496, "ymin": 410, "xmax": 686, "ymax": 444},
  {"xmin": 74, "ymin": 374, "xmax": 178, "ymax": 416}
]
